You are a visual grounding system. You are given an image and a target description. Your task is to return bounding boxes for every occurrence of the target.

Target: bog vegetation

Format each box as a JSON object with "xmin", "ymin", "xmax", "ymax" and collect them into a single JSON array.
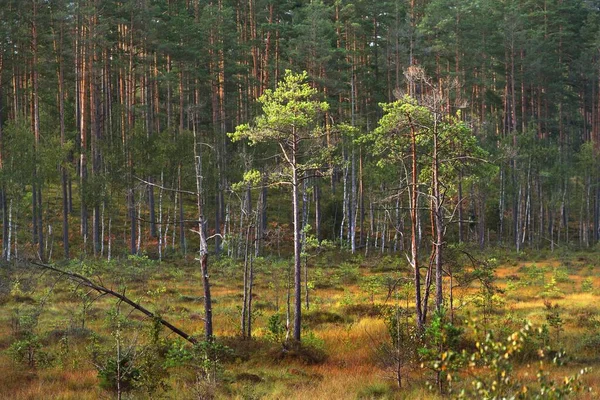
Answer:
[{"xmin": 1, "ymin": 0, "xmax": 600, "ymax": 398}]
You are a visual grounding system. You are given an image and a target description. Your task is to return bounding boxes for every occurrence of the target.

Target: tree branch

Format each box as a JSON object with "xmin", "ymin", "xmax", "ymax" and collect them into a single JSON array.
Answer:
[{"xmin": 27, "ymin": 260, "xmax": 199, "ymax": 344}]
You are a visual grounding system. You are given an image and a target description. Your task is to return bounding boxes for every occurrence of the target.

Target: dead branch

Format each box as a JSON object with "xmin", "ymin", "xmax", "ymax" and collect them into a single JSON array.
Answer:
[{"xmin": 27, "ymin": 260, "xmax": 199, "ymax": 344}]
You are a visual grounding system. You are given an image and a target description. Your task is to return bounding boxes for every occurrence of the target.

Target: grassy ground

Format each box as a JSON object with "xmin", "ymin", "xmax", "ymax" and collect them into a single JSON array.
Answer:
[{"xmin": 1, "ymin": 249, "xmax": 600, "ymax": 399}]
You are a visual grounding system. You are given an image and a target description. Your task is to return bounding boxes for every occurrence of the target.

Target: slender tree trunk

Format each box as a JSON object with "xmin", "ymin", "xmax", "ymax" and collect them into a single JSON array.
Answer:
[
  {"xmin": 433, "ymin": 124, "xmax": 443, "ymax": 313},
  {"xmin": 0, "ymin": 56, "xmax": 7, "ymax": 261},
  {"xmin": 292, "ymin": 131, "xmax": 302, "ymax": 342},
  {"xmin": 247, "ymin": 247, "xmax": 254, "ymax": 339},
  {"xmin": 458, "ymin": 169, "xmax": 463, "ymax": 243},
  {"xmin": 194, "ymin": 121, "xmax": 213, "ymax": 341},
  {"xmin": 408, "ymin": 118, "xmax": 423, "ymax": 331},
  {"xmin": 242, "ymin": 224, "xmax": 250, "ymax": 338},
  {"xmin": 178, "ymin": 164, "xmax": 185, "ymax": 253},
  {"xmin": 53, "ymin": 22, "xmax": 70, "ymax": 259},
  {"xmin": 314, "ymin": 181, "xmax": 321, "ymax": 242},
  {"xmin": 31, "ymin": 1, "xmax": 44, "ymax": 261}
]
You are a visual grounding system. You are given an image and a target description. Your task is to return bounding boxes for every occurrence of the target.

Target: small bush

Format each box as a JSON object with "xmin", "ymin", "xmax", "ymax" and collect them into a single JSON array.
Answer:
[
  {"xmin": 581, "ymin": 277, "xmax": 594, "ymax": 293},
  {"xmin": 274, "ymin": 338, "xmax": 327, "ymax": 365},
  {"xmin": 344, "ymin": 303, "xmax": 383, "ymax": 318},
  {"xmin": 303, "ymin": 310, "xmax": 347, "ymax": 326},
  {"xmin": 356, "ymin": 383, "xmax": 394, "ymax": 399},
  {"xmin": 253, "ymin": 300, "xmax": 276, "ymax": 311},
  {"xmin": 373, "ymin": 255, "xmax": 399, "ymax": 273},
  {"xmin": 8, "ymin": 335, "xmax": 53, "ymax": 368},
  {"xmin": 540, "ymin": 277, "xmax": 564, "ymax": 299},
  {"xmin": 235, "ymin": 372, "xmax": 263, "ymax": 383},
  {"xmin": 553, "ymin": 267, "xmax": 572, "ymax": 283},
  {"xmin": 265, "ymin": 313, "xmax": 286, "ymax": 344},
  {"xmin": 336, "ymin": 262, "xmax": 360, "ymax": 284},
  {"xmin": 580, "ymin": 331, "xmax": 600, "ymax": 358},
  {"xmin": 97, "ymin": 354, "xmax": 141, "ymax": 393},
  {"xmin": 520, "ymin": 264, "xmax": 546, "ymax": 286}
]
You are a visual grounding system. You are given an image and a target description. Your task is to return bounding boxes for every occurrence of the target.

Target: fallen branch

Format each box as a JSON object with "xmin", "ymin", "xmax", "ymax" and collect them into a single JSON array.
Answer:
[{"xmin": 27, "ymin": 260, "xmax": 199, "ymax": 344}]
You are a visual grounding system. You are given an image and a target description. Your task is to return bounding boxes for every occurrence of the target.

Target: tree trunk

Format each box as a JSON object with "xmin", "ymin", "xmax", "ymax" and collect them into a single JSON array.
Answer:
[
  {"xmin": 292, "ymin": 131, "xmax": 302, "ymax": 342},
  {"xmin": 194, "ymin": 122, "xmax": 213, "ymax": 341},
  {"xmin": 433, "ymin": 124, "xmax": 443, "ymax": 313},
  {"xmin": 408, "ymin": 117, "xmax": 423, "ymax": 331}
]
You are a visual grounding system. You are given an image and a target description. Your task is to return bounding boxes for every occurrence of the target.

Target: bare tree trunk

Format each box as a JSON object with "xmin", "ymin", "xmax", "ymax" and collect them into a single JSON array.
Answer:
[
  {"xmin": 194, "ymin": 122, "xmax": 213, "ymax": 341},
  {"xmin": 178, "ymin": 164, "xmax": 186, "ymax": 253}
]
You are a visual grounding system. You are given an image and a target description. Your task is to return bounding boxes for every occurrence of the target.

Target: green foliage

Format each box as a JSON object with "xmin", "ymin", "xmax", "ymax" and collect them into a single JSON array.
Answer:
[
  {"xmin": 97, "ymin": 354, "xmax": 141, "ymax": 393},
  {"xmin": 418, "ymin": 309, "xmax": 464, "ymax": 393},
  {"xmin": 280, "ymin": 336, "xmax": 327, "ymax": 365},
  {"xmin": 194, "ymin": 340, "xmax": 234, "ymax": 382},
  {"xmin": 266, "ymin": 313, "xmax": 286, "ymax": 344},
  {"xmin": 464, "ymin": 257, "xmax": 504, "ymax": 323},
  {"xmin": 360, "ymin": 275, "xmax": 383, "ymax": 305},
  {"xmin": 355, "ymin": 383, "xmax": 395, "ymax": 399},
  {"xmin": 230, "ymin": 70, "xmax": 328, "ymax": 147},
  {"xmin": 457, "ymin": 323, "xmax": 590, "ymax": 399},
  {"xmin": 521, "ymin": 264, "xmax": 546, "ymax": 286},
  {"xmin": 581, "ymin": 278, "xmax": 594, "ymax": 293},
  {"xmin": 7, "ymin": 335, "xmax": 52, "ymax": 369},
  {"xmin": 552, "ymin": 267, "xmax": 572, "ymax": 284},
  {"xmin": 164, "ymin": 340, "xmax": 194, "ymax": 368},
  {"xmin": 303, "ymin": 310, "xmax": 346, "ymax": 326},
  {"xmin": 540, "ymin": 277, "xmax": 564, "ymax": 299},
  {"xmin": 544, "ymin": 301, "xmax": 563, "ymax": 344},
  {"xmin": 301, "ymin": 331, "xmax": 325, "ymax": 352},
  {"xmin": 337, "ymin": 262, "xmax": 360, "ymax": 284},
  {"xmin": 8, "ymin": 306, "xmax": 52, "ymax": 368}
]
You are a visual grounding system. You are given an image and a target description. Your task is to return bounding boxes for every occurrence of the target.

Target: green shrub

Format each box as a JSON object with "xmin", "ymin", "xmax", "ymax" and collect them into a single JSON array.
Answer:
[
  {"xmin": 337, "ymin": 262, "xmax": 360, "ymax": 284},
  {"xmin": 304, "ymin": 310, "xmax": 347, "ymax": 326},
  {"xmin": 521, "ymin": 264, "xmax": 546, "ymax": 286},
  {"xmin": 277, "ymin": 338, "xmax": 327, "ymax": 365},
  {"xmin": 540, "ymin": 277, "xmax": 564, "ymax": 299},
  {"xmin": 552, "ymin": 267, "xmax": 572, "ymax": 284},
  {"xmin": 457, "ymin": 323, "xmax": 590, "ymax": 399},
  {"xmin": 8, "ymin": 335, "xmax": 52, "ymax": 368},
  {"xmin": 344, "ymin": 303, "xmax": 383, "ymax": 318},
  {"xmin": 355, "ymin": 383, "xmax": 394, "ymax": 399},
  {"xmin": 164, "ymin": 340, "xmax": 194, "ymax": 368},
  {"xmin": 418, "ymin": 310, "xmax": 464, "ymax": 394},
  {"xmin": 581, "ymin": 277, "xmax": 594, "ymax": 293},
  {"xmin": 97, "ymin": 354, "xmax": 141, "ymax": 393},
  {"xmin": 266, "ymin": 313, "xmax": 286, "ymax": 343}
]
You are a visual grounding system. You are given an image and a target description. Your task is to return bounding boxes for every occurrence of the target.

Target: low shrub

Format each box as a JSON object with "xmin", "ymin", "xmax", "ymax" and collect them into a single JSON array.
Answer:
[
  {"xmin": 343, "ymin": 303, "xmax": 384, "ymax": 318},
  {"xmin": 280, "ymin": 340, "xmax": 327, "ymax": 365},
  {"xmin": 581, "ymin": 277, "xmax": 594, "ymax": 293},
  {"xmin": 303, "ymin": 310, "xmax": 347, "ymax": 326},
  {"xmin": 356, "ymin": 383, "xmax": 394, "ymax": 399}
]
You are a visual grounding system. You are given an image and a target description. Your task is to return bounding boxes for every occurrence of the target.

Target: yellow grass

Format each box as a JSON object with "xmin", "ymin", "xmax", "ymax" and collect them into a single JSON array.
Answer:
[{"xmin": 1, "ymin": 254, "xmax": 600, "ymax": 398}]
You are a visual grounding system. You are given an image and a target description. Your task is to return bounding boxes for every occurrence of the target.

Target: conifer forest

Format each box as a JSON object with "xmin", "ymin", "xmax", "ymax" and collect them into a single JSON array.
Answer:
[{"xmin": 2, "ymin": 0, "xmax": 600, "ymax": 398}]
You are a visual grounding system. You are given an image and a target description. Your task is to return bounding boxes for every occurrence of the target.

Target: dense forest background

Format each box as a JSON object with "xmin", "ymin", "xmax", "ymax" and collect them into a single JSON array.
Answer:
[{"xmin": 1, "ymin": 0, "xmax": 600, "ymax": 262}]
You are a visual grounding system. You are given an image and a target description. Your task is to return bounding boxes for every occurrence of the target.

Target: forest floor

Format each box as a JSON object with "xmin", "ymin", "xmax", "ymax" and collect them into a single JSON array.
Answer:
[{"xmin": 1, "ymin": 249, "xmax": 600, "ymax": 399}]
